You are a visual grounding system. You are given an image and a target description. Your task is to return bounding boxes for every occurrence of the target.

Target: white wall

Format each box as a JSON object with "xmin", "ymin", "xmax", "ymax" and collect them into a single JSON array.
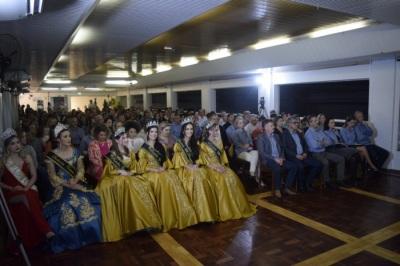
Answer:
[
  {"xmin": 19, "ymin": 93, "xmax": 50, "ymax": 111},
  {"xmin": 70, "ymin": 96, "xmax": 112, "ymax": 111}
]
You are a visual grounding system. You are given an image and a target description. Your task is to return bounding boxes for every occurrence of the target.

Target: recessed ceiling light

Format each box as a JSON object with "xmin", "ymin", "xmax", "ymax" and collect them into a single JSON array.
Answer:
[
  {"xmin": 44, "ymin": 79, "xmax": 71, "ymax": 84},
  {"xmin": 156, "ymin": 64, "xmax": 172, "ymax": 73},
  {"xmin": 207, "ymin": 47, "xmax": 231, "ymax": 61},
  {"xmin": 308, "ymin": 20, "xmax": 370, "ymax": 38},
  {"xmin": 179, "ymin": 57, "xmax": 199, "ymax": 67},
  {"xmin": 164, "ymin": 46, "xmax": 173, "ymax": 50},
  {"xmin": 105, "ymin": 80, "xmax": 138, "ymax": 85},
  {"xmin": 106, "ymin": 70, "xmax": 130, "ymax": 78},
  {"xmin": 41, "ymin": 87, "xmax": 59, "ymax": 91},
  {"xmin": 251, "ymin": 36, "xmax": 291, "ymax": 50},
  {"xmin": 140, "ymin": 69, "xmax": 153, "ymax": 76},
  {"xmin": 85, "ymin": 87, "xmax": 103, "ymax": 91},
  {"xmin": 71, "ymin": 27, "xmax": 94, "ymax": 45}
]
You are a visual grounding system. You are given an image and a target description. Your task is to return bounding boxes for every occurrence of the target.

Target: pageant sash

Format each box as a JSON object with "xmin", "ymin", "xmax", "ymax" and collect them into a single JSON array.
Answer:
[
  {"xmin": 177, "ymin": 139, "xmax": 193, "ymax": 164},
  {"xmin": 47, "ymin": 151, "xmax": 77, "ymax": 179},
  {"xmin": 5, "ymin": 159, "xmax": 38, "ymax": 191},
  {"xmin": 142, "ymin": 143, "xmax": 164, "ymax": 166},
  {"xmin": 205, "ymin": 140, "xmax": 222, "ymax": 162},
  {"xmin": 105, "ymin": 151, "xmax": 129, "ymax": 171}
]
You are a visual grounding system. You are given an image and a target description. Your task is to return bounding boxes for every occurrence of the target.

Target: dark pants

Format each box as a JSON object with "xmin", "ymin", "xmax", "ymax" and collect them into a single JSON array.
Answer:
[
  {"xmin": 327, "ymin": 146, "xmax": 360, "ymax": 179},
  {"xmin": 265, "ymin": 159, "xmax": 297, "ymax": 190},
  {"xmin": 289, "ymin": 157, "xmax": 323, "ymax": 189},
  {"xmin": 366, "ymin": 144, "xmax": 389, "ymax": 169}
]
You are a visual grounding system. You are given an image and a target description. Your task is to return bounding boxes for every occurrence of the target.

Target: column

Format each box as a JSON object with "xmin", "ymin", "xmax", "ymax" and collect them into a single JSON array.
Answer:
[
  {"xmin": 201, "ymin": 82, "xmax": 216, "ymax": 112},
  {"xmin": 369, "ymin": 57, "xmax": 397, "ymax": 168},
  {"xmin": 166, "ymin": 87, "xmax": 177, "ymax": 110}
]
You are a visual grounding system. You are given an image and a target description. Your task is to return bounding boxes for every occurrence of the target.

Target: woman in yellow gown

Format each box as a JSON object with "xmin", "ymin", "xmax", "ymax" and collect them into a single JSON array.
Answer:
[
  {"xmin": 199, "ymin": 122, "xmax": 256, "ymax": 221},
  {"xmin": 95, "ymin": 127, "xmax": 162, "ymax": 242},
  {"xmin": 138, "ymin": 121, "xmax": 198, "ymax": 232},
  {"xmin": 172, "ymin": 117, "xmax": 218, "ymax": 223}
]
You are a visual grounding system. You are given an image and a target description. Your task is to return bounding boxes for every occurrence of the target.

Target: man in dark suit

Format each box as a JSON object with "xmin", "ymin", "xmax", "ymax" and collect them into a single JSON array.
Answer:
[
  {"xmin": 283, "ymin": 117, "xmax": 322, "ymax": 192},
  {"xmin": 257, "ymin": 119, "xmax": 298, "ymax": 198}
]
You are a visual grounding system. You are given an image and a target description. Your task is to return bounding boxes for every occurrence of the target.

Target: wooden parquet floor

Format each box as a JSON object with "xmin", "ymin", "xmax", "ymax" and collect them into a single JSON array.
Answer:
[{"xmin": 1, "ymin": 173, "xmax": 400, "ymax": 266}]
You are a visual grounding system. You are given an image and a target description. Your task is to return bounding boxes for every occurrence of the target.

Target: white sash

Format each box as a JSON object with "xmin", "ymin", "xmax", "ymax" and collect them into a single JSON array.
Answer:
[{"xmin": 5, "ymin": 159, "xmax": 38, "ymax": 191}]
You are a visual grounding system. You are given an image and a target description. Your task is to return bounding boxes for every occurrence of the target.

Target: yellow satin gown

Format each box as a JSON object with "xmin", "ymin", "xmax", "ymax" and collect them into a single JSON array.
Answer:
[
  {"xmin": 95, "ymin": 152, "xmax": 162, "ymax": 242},
  {"xmin": 172, "ymin": 141, "xmax": 218, "ymax": 222},
  {"xmin": 199, "ymin": 141, "xmax": 256, "ymax": 221},
  {"xmin": 138, "ymin": 146, "xmax": 198, "ymax": 232}
]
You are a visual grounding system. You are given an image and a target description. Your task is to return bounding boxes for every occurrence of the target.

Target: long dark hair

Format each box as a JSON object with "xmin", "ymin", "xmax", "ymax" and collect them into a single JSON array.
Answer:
[
  {"xmin": 146, "ymin": 125, "xmax": 167, "ymax": 163},
  {"xmin": 180, "ymin": 122, "xmax": 199, "ymax": 161}
]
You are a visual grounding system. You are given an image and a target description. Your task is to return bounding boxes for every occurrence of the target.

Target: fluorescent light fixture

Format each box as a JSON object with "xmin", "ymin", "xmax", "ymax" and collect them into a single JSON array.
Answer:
[
  {"xmin": 156, "ymin": 64, "xmax": 172, "ymax": 73},
  {"xmin": 44, "ymin": 79, "xmax": 71, "ymax": 84},
  {"xmin": 41, "ymin": 87, "xmax": 59, "ymax": 91},
  {"xmin": 251, "ymin": 36, "xmax": 291, "ymax": 50},
  {"xmin": 207, "ymin": 47, "xmax": 231, "ymax": 61},
  {"xmin": 77, "ymin": 92, "xmax": 82, "ymax": 95},
  {"xmin": 105, "ymin": 80, "xmax": 138, "ymax": 85},
  {"xmin": 179, "ymin": 56, "xmax": 199, "ymax": 67},
  {"xmin": 85, "ymin": 87, "xmax": 103, "ymax": 91},
  {"xmin": 71, "ymin": 27, "xmax": 94, "ymax": 45},
  {"xmin": 308, "ymin": 20, "xmax": 369, "ymax": 38},
  {"xmin": 58, "ymin": 55, "xmax": 68, "ymax": 62},
  {"xmin": 106, "ymin": 70, "xmax": 130, "ymax": 78},
  {"xmin": 61, "ymin": 87, "xmax": 77, "ymax": 91},
  {"xmin": 140, "ymin": 69, "xmax": 153, "ymax": 76}
]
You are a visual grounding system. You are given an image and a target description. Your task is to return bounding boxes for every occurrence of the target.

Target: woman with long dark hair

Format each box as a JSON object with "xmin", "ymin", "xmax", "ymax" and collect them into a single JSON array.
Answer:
[
  {"xmin": 138, "ymin": 121, "xmax": 197, "ymax": 231},
  {"xmin": 172, "ymin": 117, "xmax": 218, "ymax": 223},
  {"xmin": 95, "ymin": 127, "xmax": 161, "ymax": 242},
  {"xmin": 43, "ymin": 123, "xmax": 102, "ymax": 253},
  {"xmin": 199, "ymin": 123, "xmax": 256, "ymax": 221},
  {"xmin": 0, "ymin": 128, "xmax": 54, "ymax": 251}
]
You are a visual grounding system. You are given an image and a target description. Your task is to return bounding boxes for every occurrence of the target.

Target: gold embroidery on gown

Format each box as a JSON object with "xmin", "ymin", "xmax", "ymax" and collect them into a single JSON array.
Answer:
[
  {"xmin": 95, "ymin": 152, "xmax": 162, "ymax": 242},
  {"xmin": 138, "ymin": 147, "xmax": 198, "ymax": 232},
  {"xmin": 172, "ymin": 142, "xmax": 218, "ymax": 222},
  {"xmin": 199, "ymin": 142, "xmax": 256, "ymax": 221}
]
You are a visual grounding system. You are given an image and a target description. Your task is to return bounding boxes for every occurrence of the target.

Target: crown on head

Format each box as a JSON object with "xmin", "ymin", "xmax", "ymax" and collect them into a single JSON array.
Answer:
[
  {"xmin": 146, "ymin": 120, "xmax": 159, "ymax": 129},
  {"xmin": 54, "ymin": 123, "xmax": 69, "ymax": 138},
  {"xmin": 114, "ymin": 127, "xmax": 125, "ymax": 138},
  {"xmin": 1, "ymin": 128, "xmax": 17, "ymax": 142},
  {"xmin": 205, "ymin": 122, "xmax": 215, "ymax": 130},
  {"xmin": 181, "ymin": 116, "xmax": 193, "ymax": 126}
]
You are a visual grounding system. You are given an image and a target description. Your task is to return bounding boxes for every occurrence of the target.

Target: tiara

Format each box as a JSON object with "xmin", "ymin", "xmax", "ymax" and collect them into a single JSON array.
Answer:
[
  {"xmin": 54, "ymin": 123, "xmax": 69, "ymax": 138},
  {"xmin": 205, "ymin": 122, "xmax": 215, "ymax": 130},
  {"xmin": 146, "ymin": 120, "xmax": 159, "ymax": 129},
  {"xmin": 114, "ymin": 127, "xmax": 125, "ymax": 138},
  {"xmin": 1, "ymin": 128, "xmax": 17, "ymax": 142},
  {"xmin": 181, "ymin": 116, "xmax": 193, "ymax": 126}
]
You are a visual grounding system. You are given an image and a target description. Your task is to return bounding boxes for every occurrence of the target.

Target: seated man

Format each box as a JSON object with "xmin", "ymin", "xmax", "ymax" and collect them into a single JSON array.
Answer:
[
  {"xmin": 305, "ymin": 115, "xmax": 345, "ymax": 188},
  {"xmin": 232, "ymin": 116, "xmax": 259, "ymax": 179},
  {"xmin": 283, "ymin": 117, "xmax": 322, "ymax": 192},
  {"xmin": 257, "ymin": 119, "xmax": 297, "ymax": 198},
  {"xmin": 353, "ymin": 111, "xmax": 389, "ymax": 169}
]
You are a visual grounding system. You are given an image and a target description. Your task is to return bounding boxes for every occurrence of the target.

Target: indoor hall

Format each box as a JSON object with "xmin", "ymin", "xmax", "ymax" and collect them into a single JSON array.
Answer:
[{"xmin": 1, "ymin": 1, "xmax": 400, "ymax": 265}]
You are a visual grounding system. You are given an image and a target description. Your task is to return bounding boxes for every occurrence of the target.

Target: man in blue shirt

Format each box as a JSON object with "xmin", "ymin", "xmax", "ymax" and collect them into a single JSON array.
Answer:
[
  {"xmin": 283, "ymin": 117, "xmax": 322, "ymax": 192},
  {"xmin": 170, "ymin": 113, "xmax": 182, "ymax": 139},
  {"xmin": 353, "ymin": 111, "xmax": 389, "ymax": 169},
  {"xmin": 257, "ymin": 119, "xmax": 298, "ymax": 198},
  {"xmin": 305, "ymin": 115, "xmax": 345, "ymax": 188}
]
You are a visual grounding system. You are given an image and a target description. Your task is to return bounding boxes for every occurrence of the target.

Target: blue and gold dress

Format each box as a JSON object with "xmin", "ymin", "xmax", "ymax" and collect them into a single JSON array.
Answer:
[
  {"xmin": 172, "ymin": 140, "xmax": 218, "ymax": 222},
  {"xmin": 199, "ymin": 140, "xmax": 256, "ymax": 221},
  {"xmin": 95, "ymin": 151, "xmax": 162, "ymax": 242},
  {"xmin": 138, "ymin": 143, "xmax": 198, "ymax": 231},
  {"xmin": 44, "ymin": 148, "xmax": 102, "ymax": 253}
]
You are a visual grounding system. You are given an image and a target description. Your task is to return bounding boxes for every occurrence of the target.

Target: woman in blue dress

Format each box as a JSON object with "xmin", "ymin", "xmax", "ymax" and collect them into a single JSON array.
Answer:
[{"xmin": 44, "ymin": 123, "xmax": 102, "ymax": 253}]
